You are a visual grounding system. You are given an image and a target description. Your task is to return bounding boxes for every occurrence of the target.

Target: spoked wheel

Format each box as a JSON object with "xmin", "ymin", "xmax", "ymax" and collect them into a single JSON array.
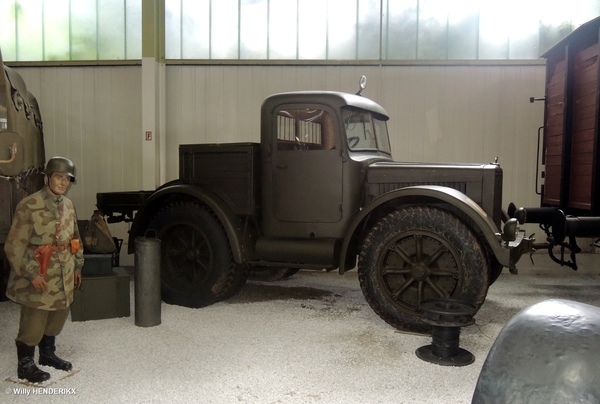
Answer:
[
  {"xmin": 358, "ymin": 206, "xmax": 489, "ymax": 334},
  {"xmin": 148, "ymin": 203, "xmax": 246, "ymax": 308}
]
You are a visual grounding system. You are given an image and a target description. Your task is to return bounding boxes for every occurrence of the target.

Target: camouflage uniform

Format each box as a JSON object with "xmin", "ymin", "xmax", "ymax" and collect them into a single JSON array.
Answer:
[
  {"xmin": 7, "ymin": 156, "xmax": 83, "ymax": 383},
  {"xmin": 5, "ymin": 187, "xmax": 84, "ymax": 310}
]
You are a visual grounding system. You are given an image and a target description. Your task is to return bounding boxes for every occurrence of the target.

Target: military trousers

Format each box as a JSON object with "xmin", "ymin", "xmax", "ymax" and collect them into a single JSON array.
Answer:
[{"xmin": 16, "ymin": 305, "xmax": 70, "ymax": 347}]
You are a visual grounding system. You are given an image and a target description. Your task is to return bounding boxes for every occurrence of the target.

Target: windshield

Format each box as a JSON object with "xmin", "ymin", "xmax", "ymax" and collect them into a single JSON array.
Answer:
[{"xmin": 342, "ymin": 107, "xmax": 391, "ymax": 154}]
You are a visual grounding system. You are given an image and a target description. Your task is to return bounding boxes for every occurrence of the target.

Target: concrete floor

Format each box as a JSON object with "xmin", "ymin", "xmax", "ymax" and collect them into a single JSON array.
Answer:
[{"xmin": 1, "ymin": 252, "xmax": 599, "ymax": 403}]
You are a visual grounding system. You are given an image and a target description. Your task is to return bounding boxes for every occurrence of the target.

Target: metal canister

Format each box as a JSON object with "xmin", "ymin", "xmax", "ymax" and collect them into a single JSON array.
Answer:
[{"xmin": 134, "ymin": 231, "xmax": 161, "ymax": 327}]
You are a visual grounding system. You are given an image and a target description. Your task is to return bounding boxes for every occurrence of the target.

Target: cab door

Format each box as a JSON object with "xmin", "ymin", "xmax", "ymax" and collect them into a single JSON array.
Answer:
[{"xmin": 271, "ymin": 105, "xmax": 343, "ymax": 223}]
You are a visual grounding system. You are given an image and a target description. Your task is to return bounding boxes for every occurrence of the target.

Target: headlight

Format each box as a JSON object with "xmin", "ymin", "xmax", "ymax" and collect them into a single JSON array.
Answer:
[{"xmin": 502, "ymin": 218, "xmax": 519, "ymax": 242}]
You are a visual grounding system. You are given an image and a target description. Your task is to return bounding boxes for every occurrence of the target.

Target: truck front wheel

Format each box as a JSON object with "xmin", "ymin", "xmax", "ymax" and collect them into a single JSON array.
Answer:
[
  {"xmin": 358, "ymin": 206, "xmax": 489, "ymax": 334},
  {"xmin": 148, "ymin": 203, "xmax": 245, "ymax": 308}
]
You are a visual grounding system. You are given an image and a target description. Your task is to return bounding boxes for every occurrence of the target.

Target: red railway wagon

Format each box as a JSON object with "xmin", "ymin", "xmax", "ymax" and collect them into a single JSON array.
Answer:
[{"xmin": 511, "ymin": 17, "xmax": 600, "ymax": 269}]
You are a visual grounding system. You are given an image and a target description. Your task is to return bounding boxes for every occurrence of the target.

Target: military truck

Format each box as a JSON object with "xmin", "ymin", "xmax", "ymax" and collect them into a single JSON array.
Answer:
[
  {"xmin": 0, "ymin": 48, "xmax": 46, "ymax": 300},
  {"xmin": 97, "ymin": 77, "xmax": 533, "ymax": 333}
]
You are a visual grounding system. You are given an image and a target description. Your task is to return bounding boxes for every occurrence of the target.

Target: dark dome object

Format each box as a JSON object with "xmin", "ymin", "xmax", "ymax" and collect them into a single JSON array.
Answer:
[{"xmin": 472, "ymin": 299, "xmax": 600, "ymax": 404}]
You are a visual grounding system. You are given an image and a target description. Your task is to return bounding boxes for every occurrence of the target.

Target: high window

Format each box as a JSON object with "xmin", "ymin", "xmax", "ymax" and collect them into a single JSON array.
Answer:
[
  {"xmin": 1, "ymin": 0, "xmax": 599, "ymax": 62},
  {"xmin": 0, "ymin": 0, "xmax": 141, "ymax": 61},
  {"xmin": 165, "ymin": 0, "xmax": 600, "ymax": 60}
]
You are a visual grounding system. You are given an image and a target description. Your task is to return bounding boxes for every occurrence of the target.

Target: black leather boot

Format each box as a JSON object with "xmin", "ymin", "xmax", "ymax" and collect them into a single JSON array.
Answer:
[
  {"xmin": 16, "ymin": 341, "xmax": 50, "ymax": 383},
  {"xmin": 38, "ymin": 335, "xmax": 73, "ymax": 371}
]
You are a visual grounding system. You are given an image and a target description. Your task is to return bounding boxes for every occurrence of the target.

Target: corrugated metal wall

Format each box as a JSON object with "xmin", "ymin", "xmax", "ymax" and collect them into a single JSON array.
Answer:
[
  {"xmin": 12, "ymin": 63, "xmax": 546, "ymax": 252},
  {"xmin": 13, "ymin": 65, "xmax": 142, "ymax": 243}
]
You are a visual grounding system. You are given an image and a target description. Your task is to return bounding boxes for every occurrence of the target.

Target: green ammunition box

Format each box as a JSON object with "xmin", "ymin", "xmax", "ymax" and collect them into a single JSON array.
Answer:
[
  {"xmin": 81, "ymin": 253, "xmax": 113, "ymax": 275},
  {"xmin": 70, "ymin": 267, "xmax": 131, "ymax": 321}
]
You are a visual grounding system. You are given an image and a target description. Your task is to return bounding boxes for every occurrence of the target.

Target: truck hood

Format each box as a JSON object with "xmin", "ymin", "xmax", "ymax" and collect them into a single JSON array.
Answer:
[
  {"xmin": 365, "ymin": 160, "xmax": 503, "ymax": 225},
  {"xmin": 367, "ymin": 161, "xmax": 500, "ymax": 186}
]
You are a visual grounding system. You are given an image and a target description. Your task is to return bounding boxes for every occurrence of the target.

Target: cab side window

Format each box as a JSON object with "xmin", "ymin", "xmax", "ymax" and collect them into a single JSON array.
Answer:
[{"xmin": 276, "ymin": 108, "xmax": 335, "ymax": 151}]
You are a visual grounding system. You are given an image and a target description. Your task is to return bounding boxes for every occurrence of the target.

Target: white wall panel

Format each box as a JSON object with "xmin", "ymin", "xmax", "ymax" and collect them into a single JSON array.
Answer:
[{"xmin": 13, "ymin": 66, "xmax": 142, "ymax": 244}]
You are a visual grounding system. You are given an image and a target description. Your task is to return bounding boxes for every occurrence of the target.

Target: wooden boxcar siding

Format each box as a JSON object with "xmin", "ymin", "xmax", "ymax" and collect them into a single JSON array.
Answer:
[
  {"xmin": 569, "ymin": 43, "xmax": 599, "ymax": 210},
  {"xmin": 543, "ymin": 59, "xmax": 567, "ymax": 207},
  {"xmin": 11, "ymin": 63, "xmax": 545, "ymax": 235}
]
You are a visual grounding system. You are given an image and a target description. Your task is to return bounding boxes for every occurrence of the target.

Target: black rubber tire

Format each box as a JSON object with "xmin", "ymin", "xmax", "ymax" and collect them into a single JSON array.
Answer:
[
  {"xmin": 248, "ymin": 267, "xmax": 299, "ymax": 282},
  {"xmin": 488, "ymin": 254, "xmax": 504, "ymax": 285},
  {"xmin": 218, "ymin": 264, "xmax": 249, "ymax": 302},
  {"xmin": 358, "ymin": 206, "xmax": 489, "ymax": 334},
  {"xmin": 148, "ymin": 203, "xmax": 245, "ymax": 308},
  {"xmin": 487, "ymin": 209, "xmax": 509, "ymax": 285}
]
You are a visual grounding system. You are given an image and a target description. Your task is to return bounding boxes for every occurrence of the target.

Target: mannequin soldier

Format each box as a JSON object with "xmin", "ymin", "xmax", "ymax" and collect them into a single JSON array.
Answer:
[{"xmin": 4, "ymin": 156, "xmax": 84, "ymax": 383}]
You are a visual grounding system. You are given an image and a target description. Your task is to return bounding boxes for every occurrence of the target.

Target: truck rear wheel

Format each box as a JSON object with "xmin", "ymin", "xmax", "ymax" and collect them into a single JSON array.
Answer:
[
  {"xmin": 358, "ymin": 206, "xmax": 489, "ymax": 334},
  {"xmin": 148, "ymin": 203, "xmax": 245, "ymax": 308}
]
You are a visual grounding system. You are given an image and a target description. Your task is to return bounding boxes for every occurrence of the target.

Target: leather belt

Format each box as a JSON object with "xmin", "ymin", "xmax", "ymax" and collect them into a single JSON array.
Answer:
[{"xmin": 28, "ymin": 244, "xmax": 69, "ymax": 252}]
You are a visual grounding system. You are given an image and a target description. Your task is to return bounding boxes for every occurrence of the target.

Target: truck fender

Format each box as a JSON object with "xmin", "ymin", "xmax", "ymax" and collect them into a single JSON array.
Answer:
[
  {"xmin": 127, "ymin": 182, "xmax": 248, "ymax": 264},
  {"xmin": 338, "ymin": 185, "xmax": 506, "ymax": 274}
]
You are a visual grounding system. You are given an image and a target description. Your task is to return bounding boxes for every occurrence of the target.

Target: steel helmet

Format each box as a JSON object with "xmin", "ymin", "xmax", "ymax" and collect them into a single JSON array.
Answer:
[{"xmin": 44, "ymin": 156, "xmax": 76, "ymax": 182}]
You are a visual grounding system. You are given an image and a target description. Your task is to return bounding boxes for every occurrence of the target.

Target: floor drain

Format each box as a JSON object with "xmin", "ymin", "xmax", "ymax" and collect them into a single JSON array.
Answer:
[{"xmin": 415, "ymin": 298, "xmax": 476, "ymax": 366}]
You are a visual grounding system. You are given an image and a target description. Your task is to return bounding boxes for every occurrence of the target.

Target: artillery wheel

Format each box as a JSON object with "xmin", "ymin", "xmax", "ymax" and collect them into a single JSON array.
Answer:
[
  {"xmin": 148, "ymin": 203, "xmax": 246, "ymax": 308},
  {"xmin": 358, "ymin": 206, "xmax": 489, "ymax": 334}
]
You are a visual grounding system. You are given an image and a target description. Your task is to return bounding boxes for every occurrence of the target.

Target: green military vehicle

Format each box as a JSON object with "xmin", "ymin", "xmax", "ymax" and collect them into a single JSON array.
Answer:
[
  {"xmin": 0, "ymin": 48, "xmax": 46, "ymax": 300},
  {"xmin": 98, "ymin": 77, "xmax": 534, "ymax": 333}
]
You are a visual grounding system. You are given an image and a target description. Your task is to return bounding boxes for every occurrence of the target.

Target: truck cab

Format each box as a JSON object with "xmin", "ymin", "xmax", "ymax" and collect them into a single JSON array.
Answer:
[{"xmin": 257, "ymin": 91, "xmax": 392, "ymax": 266}]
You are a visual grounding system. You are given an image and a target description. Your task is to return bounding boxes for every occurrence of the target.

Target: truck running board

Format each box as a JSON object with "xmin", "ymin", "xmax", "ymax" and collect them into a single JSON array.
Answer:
[{"xmin": 255, "ymin": 237, "xmax": 340, "ymax": 267}]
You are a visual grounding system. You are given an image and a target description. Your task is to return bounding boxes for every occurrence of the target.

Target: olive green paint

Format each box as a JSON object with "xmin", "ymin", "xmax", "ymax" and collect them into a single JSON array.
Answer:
[{"xmin": 142, "ymin": 0, "xmax": 165, "ymax": 61}]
